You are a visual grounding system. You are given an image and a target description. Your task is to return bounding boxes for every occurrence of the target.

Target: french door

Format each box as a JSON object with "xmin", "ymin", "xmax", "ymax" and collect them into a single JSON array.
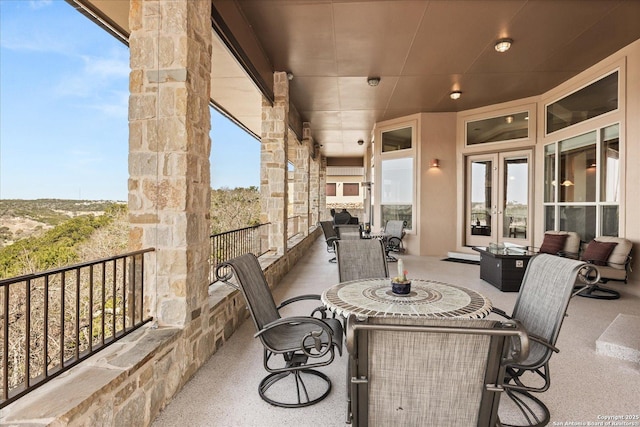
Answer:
[{"xmin": 465, "ymin": 150, "xmax": 532, "ymax": 247}]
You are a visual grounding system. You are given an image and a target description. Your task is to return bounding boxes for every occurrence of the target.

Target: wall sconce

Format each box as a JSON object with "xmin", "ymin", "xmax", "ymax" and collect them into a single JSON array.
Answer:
[{"xmin": 430, "ymin": 158, "xmax": 440, "ymax": 168}]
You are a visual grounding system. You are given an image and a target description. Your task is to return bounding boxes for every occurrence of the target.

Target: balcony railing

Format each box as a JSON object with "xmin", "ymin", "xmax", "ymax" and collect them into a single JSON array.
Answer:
[
  {"xmin": 209, "ymin": 223, "xmax": 270, "ymax": 284},
  {"xmin": 0, "ymin": 248, "xmax": 155, "ymax": 409}
]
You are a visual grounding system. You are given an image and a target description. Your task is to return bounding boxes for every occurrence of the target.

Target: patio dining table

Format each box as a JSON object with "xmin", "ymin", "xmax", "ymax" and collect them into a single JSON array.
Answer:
[{"xmin": 321, "ymin": 277, "xmax": 493, "ymax": 320}]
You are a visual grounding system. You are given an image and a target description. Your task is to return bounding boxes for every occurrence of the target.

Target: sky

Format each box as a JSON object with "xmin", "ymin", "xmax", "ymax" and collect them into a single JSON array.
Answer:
[{"xmin": 0, "ymin": 0, "xmax": 260, "ymax": 201}]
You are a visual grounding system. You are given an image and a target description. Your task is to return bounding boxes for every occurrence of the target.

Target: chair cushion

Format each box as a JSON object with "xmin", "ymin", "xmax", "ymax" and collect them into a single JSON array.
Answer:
[
  {"xmin": 583, "ymin": 240, "xmax": 618, "ymax": 266},
  {"xmin": 594, "ymin": 236, "xmax": 632, "ymax": 269},
  {"xmin": 539, "ymin": 233, "xmax": 567, "ymax": 254}
]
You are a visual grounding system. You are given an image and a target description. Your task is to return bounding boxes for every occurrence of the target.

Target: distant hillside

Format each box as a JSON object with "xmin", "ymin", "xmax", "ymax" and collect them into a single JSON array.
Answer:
[{"xmin": 0, "ymin": 199, "xmax": 125, "ymax": 247}]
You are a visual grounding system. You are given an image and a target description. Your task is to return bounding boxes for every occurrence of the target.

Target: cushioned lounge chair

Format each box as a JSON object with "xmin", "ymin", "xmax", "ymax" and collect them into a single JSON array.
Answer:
[{"xmin": 574, "ymin": 236, "xmax": 633, "ymax": 299}]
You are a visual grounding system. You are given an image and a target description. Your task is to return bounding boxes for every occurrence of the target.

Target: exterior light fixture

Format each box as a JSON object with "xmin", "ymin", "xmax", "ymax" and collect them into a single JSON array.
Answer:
[
  {"xmin": 430, "ymin": 158, "xmax": 440, "ymax": 168},
  {"xmin": 357, "ymin": 139, "xmax": 364, "ymax": 145},
  {"xmin": 367, "ymin": 77, "xmax": 381, "ymax": 86},
  {"xmin": 286, "ymin": 72, "xmax": 294, "ymax": 80},
  {"xmin": 450, "ymin": 91, "xmax": 461, "ymax": 100},
  {"xmin": 494, "ymin": 38, "xmax": 513, "ymax": 53}
]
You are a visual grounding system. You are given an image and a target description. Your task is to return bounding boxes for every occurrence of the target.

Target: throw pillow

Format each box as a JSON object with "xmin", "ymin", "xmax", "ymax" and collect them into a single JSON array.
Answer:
[
  {"xmin": 539, "ymin": 233, "xmax": 568, "ymax": 254},
  {"xmin": 583, "ymin": 240, "xmax": 618, "ymax": 266}
]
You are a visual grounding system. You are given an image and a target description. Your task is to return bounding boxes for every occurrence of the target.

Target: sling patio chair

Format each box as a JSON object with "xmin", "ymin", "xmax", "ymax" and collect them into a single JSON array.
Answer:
[
  {"xmin": 334, "ymin": 223, "xmax": 363, "ymax": 240},
  {"xmin": 216, "ymin": 253, "xmax": 343, "ymax": 408},
  {"xmin": 382, "ymin": 220, "xmax": 407, "ymax": 262},
  {"xmin": 492, "ymin": 253, "xmax": 588, "ymax": 427},
  {"xmin": 345, "ymin": 315, "xmax": 530, "ymax": 427},
  {"xmin": 335, "ymin": 239, "xmax": 389, "ymax": 283},
  {"xmin": 319, "ymin": 220, "xmax": 339, "ymax": 263}
]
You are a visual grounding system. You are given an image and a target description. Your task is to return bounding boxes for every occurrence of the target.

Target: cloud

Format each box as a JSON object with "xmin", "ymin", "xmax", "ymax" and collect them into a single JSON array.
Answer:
[{"xmin": 29, "ymin": 0, "xmax": 53, "ymax": 10}]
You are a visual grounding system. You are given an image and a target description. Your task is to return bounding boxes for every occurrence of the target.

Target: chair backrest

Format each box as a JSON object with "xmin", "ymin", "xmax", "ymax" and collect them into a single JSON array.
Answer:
[
  {"xmin": 592, "ymin": 236, "xmax": 632, "ymax": 269},
  {"xmin": 334, "ymin": 224, "xmax": 362, "ymax": 240},
  {"xmin": 319, "ymin": 220, "xmax": 337, "ymax": 240},
  {"xmin": 543, "ymin": 231, "xmax": 581, "ymax": 256},
  {"xmin": 333, "ymin": 209, "xmax": 352, "ymax": 224},
  {"xmin": 215, "ymin": 253, "xmax": 280, "ymax": 332},
  {"xmin": 346, "ymin": 316, "xmax": 529, "ymax": 427},
  {"xmin": 511, "ymin": 253, "xmax": 585, "ymax": 368},
  {"xmin": 335, "ymin": 239, "xmax": 389, "ymax": 282},
  {"xmin": 384, "ymin": 220, "xmax": 405, "ymax": 239}
]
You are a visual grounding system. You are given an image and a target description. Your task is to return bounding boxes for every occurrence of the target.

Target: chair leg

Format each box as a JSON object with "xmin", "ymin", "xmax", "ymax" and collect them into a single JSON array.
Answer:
[
  {"xmin": 258, "ymin": 369, "xmax": 332, "ymax": 408},
  {"xmin": 499, "ymin": 388, "xmax": 550, "ymax": 427},
  {"xmin": 573, "ymin": 284, "xmax": 620, "ymax": 300}
]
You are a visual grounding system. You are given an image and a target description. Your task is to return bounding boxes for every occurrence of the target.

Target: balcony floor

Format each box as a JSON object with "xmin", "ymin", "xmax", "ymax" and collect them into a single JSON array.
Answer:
[{"xmin": 152, "ymin": 237, "xmax": 640, "ymax": 426}]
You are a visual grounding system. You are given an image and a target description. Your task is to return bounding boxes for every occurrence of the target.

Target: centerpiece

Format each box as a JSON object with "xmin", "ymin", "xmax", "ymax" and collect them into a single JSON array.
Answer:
[{"xmin": 391, "ymin": 258, "xmax": 411, "ymax": 295}]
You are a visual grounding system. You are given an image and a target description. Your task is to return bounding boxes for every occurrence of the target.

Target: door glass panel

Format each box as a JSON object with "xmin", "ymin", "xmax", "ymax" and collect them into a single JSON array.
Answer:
[
  {"xmin": 601, "ymin": 124, "xmax": 620, "ymax": 202},
  {"xmin": 559, "ymin": 206, "xmax": 596, "ymax": 242},
  {"xmin": 470, "ymin": 160, "xmax": 492, "ymax": 236},
  {"xmin": 503, "ymin": 157, "xmax": 528, "ymax": 239},
  {"xmin": 559, "ymin": 132, "xmax": 596, "ymax": 202}
]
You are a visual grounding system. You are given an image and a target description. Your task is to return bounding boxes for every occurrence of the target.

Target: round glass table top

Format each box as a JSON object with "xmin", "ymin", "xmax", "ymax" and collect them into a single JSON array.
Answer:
[{"xmin": 321, "ymin": 278, "xmax": 492, "ymax": 319}]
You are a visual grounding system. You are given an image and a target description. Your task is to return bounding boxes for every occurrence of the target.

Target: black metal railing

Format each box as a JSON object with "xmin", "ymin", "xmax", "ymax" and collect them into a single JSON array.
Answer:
[
  {"xmin": 0, "ymin": 248, "xmax": 155, "ymax": 409},
  {"xmin": 209, "ymin": 223, "xmax": 270, "ymax": 284}
]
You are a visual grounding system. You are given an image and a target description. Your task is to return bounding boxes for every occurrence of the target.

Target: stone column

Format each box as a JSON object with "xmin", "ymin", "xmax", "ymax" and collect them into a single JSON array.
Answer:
[
  {"xmin": 294, "ymin": 129, "xmax": 310, "ymax": 236},
  {"xmin": 260, "ymin": 72, "xmax": 289, "ymax": 255},
  {"xmin": 128, "ymin": 0, "xmax": 212, "ymax": 327},
  {"xmin": 319, "ymin": 156, "xmax": 328, "ymax": 220}
]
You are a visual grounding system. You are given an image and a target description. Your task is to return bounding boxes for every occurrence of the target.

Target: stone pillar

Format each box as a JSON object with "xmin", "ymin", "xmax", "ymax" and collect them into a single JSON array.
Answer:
[
  {"xmin": 307, "ymin": 125, "xmax": 320, "ymax": 227},
  {"xmin": 294, "ymin": 128, "xmax": 310, "ymax": 236},
  {"xmin": 128, "ymin": 0, "xmax": 212, "ymax": 327},
  {"xmin": 319, "ymin": 156, "xmax": 328, "ymax": 220},
  {"xmin": 260, "ymin": 72, "xmax": 289, "ymax": 255}
]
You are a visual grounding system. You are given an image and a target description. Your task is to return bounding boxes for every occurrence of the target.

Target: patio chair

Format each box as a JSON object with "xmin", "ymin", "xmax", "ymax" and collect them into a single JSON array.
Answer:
[
  {"xmin": 335, "ymin": 239, "xmax": 389, "ymax": 282},
  {"xmin": 216, "ymin": 253, "xmax": 343, "ymax": 408},
  {"xmin": 345, "ymin": 315, "xmax": 530, "ymax": 427},
  {"xmin": 382, "ymin": 220, "xmax": 406, "ymax": 262},
  {"xmin": 319, "ymin": 220, "xmax": 339, "ymax": 263},
  {"xmin": 334, "ymin": 224, "xmax": 362, "ymax": 240},
  {"xmin": 573, "ymin": 236, "xmax": 633, "ymax": 300},
  {"xmin": 492, "ymin": 253, "xmax": 587, "ymax": 427}
]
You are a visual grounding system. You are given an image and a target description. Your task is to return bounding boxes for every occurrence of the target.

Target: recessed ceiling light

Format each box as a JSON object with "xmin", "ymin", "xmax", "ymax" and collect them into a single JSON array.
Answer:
[
  {"xmin": 495, "ymin": 38, "xmax": 513, "ymax": 53},
  {"xmin": 367, "ymin": 77, "xmax": 381, "ymax": 86},
  {"xmin": 450, "ymin": 91, "xmax": 462, "ymax": 100}
]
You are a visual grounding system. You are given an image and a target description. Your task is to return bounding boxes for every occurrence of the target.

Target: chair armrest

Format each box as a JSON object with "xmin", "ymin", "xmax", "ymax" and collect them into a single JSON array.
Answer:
[
  {"xmin": 491, "ymin": 307, "xmax": 512, "ymax": 319},
  {"xmin": 277, "ymin": 294, "xmax": 329, "ymax": 318},
  {"xmin": 528, "ymin": 333, "xmax": 559, "ymax": 354},
  {"xmin": 256, "ymin": 316, "xmax": 336, "ymax": 358}
]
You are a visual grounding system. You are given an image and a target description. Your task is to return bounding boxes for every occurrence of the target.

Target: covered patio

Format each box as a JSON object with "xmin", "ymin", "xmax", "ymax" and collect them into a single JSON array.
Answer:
[{"xmin": 151, "ymin": 237, "xmax": 640, "ymax": 426}]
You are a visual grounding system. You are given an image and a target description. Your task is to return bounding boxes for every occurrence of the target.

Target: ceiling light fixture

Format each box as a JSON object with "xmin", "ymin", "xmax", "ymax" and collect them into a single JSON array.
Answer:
[
  {"xmin": 505, "ymin": 116, "xmax": 514, "ymax": 124},
  {"xmin": 494, "ymin": 38, "xmax": 513, "ymax": 53},
  {"xmin": 450, "ymin": 91, "xmax": 461, "ymax": 100},
  {"xmin": 367, "ymin": 77, "xmax": 381, "ymax": 87},
  {"xmin": 357, "ymin": 139, "xmax": 364, "ymax": 145}
]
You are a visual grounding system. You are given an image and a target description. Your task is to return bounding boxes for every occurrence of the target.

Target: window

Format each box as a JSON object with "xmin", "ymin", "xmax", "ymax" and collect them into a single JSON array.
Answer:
[
  {"xmin": 381, "ymin": 157, "xmax": 413, "ymax": 229},
  {"xmin": 546, "ymin": 71, "xmax": 618, "ymax": 134},
  {"xmin": 326, "ymin": 183, "xmax": 336, "ymax": 197},
  {"xmin": 466, "ymin": 111, "xmax": 529, "ymax": 146},
  {"xmin": 381, "ymin": 127, "xmax": 412, "ymax": 152},
  {"xmin": 544, "ymin": 124, "xmax": 620, "ymax": 241},
  {"xmin": 343, "ymin": 183, "xmax": 359, "ymax": 196}
]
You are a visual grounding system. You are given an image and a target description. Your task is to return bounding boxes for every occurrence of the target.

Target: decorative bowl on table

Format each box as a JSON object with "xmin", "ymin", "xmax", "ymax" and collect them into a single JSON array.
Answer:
[{"xmin": 391, "ymin": 279, "xmax": 411, "ymax": 295}]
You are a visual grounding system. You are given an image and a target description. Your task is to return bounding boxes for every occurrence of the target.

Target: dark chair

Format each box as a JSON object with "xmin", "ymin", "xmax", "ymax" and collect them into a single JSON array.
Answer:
[
  {"xmin": 333, "ymin": 209, "xmax": 353, "ymax": 224},
  {"xmin": 346, "ymin": 315, "xmax": 530, "ymax": 426},
  {"xmin": 216, "ymin": 253, "xmax": 343, "ymax": 408},
  {"xmin": 382, "ymin": 220, "xmax": 406, "ymax": 262},
  {"xmin": 319, "ymin": 220, "xmax": 339, "ymax": 263},
  {"xmin": 492, "ymin": 253, "xmax": 587, "ymax": 427},
  {"xmin": 334, "ymin": 224, "xmax": 362, "ymax": 240},
  {"xmin": 335, "ymin": 239, "xmax": 388, "ymax": 282}
]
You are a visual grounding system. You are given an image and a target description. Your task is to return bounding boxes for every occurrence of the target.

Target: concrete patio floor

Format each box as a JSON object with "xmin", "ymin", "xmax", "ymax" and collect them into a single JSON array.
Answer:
[{"xmin": 152, "ymin": 237, "xmax": 640, "ymax": 427}]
